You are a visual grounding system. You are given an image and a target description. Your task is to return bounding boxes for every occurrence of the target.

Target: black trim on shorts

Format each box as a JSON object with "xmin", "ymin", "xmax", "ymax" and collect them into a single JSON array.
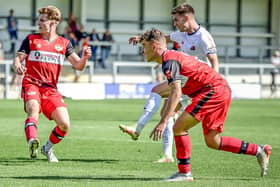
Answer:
[{"xmin": 191, "ymin": 89, "xmax": 214, "ymax": 115}]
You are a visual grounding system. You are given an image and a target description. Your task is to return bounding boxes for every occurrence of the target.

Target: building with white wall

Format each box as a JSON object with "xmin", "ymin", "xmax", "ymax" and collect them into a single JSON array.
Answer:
[{"xmin": 0, "ymin": 0, "xmax": 279, "ymax": 58}]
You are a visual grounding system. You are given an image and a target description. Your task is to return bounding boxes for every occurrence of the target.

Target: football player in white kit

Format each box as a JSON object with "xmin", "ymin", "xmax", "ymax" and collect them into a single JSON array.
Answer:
[{"xmin": 119, "ymin": 3, "xmax": 219, "ymax": 163}]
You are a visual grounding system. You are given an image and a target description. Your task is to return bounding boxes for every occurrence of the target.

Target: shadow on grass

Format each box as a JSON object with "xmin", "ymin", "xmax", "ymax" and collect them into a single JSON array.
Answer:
[
  {"xmin": 59, "ymin": 158, "xmax": 119, "ymax": 163},
  {"xmin": 3, "ymin": 175, "xmax": 161, "ymax": 181},
  {"xmin": 0, "ymin": 157, "xmax": 42, "ymax": 165},
  {"xmin": 1, "ymin": 175, "xmax": 275, "ymax": 182},
  {"xmin": 195, "ymin": 176, "xmax": 266, "ymax": 181},
  {"xmin": 0, "ymin": 157, "xmax": 119, "ymax": 165}
]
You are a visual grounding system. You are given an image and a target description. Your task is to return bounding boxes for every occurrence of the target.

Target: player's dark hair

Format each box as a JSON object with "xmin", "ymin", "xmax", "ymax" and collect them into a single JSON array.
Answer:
[
  {"xmin": 171, "ymin": 3, "xmax": 195, "ymax": 15},
  {"xmin": 139, "ymin": 29, "xmax": 166, "ymax": 43},
  {"xmin": 38, "ymin": 6, "xmax": 61, "ymax": 22}
]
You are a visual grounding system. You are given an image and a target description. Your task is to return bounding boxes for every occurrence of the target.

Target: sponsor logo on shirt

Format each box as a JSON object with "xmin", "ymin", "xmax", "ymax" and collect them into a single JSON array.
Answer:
[
  {"xmin": 28, "ymin": 50, "xmax": 65, "ymax": 65},
  {"xmin": 54, "ymin": 44, "xmax": 63, "ymax": 52}
]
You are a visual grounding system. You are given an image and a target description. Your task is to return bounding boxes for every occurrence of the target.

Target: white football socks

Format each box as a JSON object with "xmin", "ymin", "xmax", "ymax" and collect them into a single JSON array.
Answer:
[
  {"xmin": 135, "ymin": 92, "xmax": 162, "ymax": 134},
  {"xmin": 162, "ymin": 117, "xmax": 174, "ymax": 159}
]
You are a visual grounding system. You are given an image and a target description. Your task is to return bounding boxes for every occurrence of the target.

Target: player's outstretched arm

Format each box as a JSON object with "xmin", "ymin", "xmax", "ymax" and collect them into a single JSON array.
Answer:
[
  {"xmin": 13, "ymin": 53, "xmax": 27, "ymax": 75},
  {"xmin": 68, "ymin": 46, "xmax": 92, "ymax": 71}
]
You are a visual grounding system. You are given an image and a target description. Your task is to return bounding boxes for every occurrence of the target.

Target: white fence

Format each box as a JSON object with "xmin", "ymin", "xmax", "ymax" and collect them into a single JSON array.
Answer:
[
  {"xmin": 112, "ymin": 61, "xmax": 276, "ymax": 83},
  {"xmin": 0, "ymin": 60, "xmax": 94, "ymax": 98},
  {"xmin": 0, "ymin": 60, "xmax": 279, "ymax": 99}
]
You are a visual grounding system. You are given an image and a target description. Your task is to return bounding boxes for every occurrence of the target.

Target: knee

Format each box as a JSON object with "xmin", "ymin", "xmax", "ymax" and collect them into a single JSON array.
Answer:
[
  {"xmin": 204, "ymin": 134, "xmax": 220, "ymax": 150},
  {"xmin": 58, "ymin": 121, "xmax": 70, "ymax": 132},
  {"xmin": 151, "ymin": 86, "xmax": 160, "ymax": 94},
  {"xmin": 173, "ymin": 125, "xmax": 185, "ymax": 136},
  {"xmin": 25, "ymin": 100, "xmax": 40, "ymax": 113}
]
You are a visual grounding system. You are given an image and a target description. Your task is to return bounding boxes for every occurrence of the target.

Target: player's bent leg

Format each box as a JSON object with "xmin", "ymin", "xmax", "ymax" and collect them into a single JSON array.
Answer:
[
  {"xmin": 119, "ymin": 82, "xmax": 171, "ymax": 140},
  {"xmin": 169, "ymin": 112, "xmax": 199, "ymax": 181},
  {"xmin": 51, "ymin": 107, "xmax": 70, "ymax": 132},
  {"xmin": 119, "ymin": 90, "xmax": 163, "ymax": 140},
  {"xmin": 204, "ymin": 130, "xmax": 221, "ymax": 150},
  {"xmin": 212, "ymin": 131, "xmax": 272, "ymax": 177},
  {"xmin": 173, "ymin": 112, "xmax": 199, "ymax": 136},
  {"xmin": 25, "ymin": 100, "xmax": 40, "ymax": 120},
  {"xmin": 25, "ymin": 99, "xmax": 41, "ymax": 159},
  {"xmin": 135, "ymin": 91, "xmax": 162, "ymax": 133},
  {"xmin": 151, "ymin": 81, "xmax": 170, "ymax": 98},
  {"xmin": 41, "ymin": 107, "xmax": 70, "ymax": 162}
]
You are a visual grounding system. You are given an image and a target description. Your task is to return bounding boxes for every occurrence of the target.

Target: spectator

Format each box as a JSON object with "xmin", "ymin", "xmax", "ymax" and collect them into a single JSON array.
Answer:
[
  {"xmin": 7, "ymin": 9, "xmax": 18, "ymax": 54},
  {"xmin": 270, "ymin": 50, "xmax": 280, "ymax": 97},
  {"xmin": 75, "ymin": 24, "xmax": 87, "ymax": 42},
  {"xmin": 100, "ymin": 29, "xmax": 114, "ymax": 69},
  {"xmin": 88, "ymin": 28, "xmax": 100, "ymax": 67},
  {"xmin": 64, "ymin": 27, "xmax": 78, "ymax": 47},
  {"xmin": 69, "ymin": 13, "xmax": 79, "ymax": 38}
]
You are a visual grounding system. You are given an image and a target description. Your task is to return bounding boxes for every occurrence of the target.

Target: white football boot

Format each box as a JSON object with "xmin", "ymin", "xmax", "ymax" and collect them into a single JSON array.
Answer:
[
  {"xmin": 256, "ymin": 144, "xmax": 272, "ymax": 177},
  {"xmin": 154, "ymin": 156, "xmax": 174, "ymax": 163},
  {"xmin": 29, "ymin": 138, "xmax": 40, "ymax": 159},
  {"xmin": 165, "ymin": 172, "xmax": 194, "ymax": 182},
  {"xmin": 119, "ymin": 124, "xmax": 139, "ymax": 140},
  {"xmin": 41, "ymin": 145, "xmax": 59, "ymax": 163}
]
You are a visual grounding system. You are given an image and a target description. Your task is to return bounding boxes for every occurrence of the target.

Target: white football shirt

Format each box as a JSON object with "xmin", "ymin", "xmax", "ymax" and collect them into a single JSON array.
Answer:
[{"xmin": 170, "ymin": 25, "xmax": 217, "ymax": 65}]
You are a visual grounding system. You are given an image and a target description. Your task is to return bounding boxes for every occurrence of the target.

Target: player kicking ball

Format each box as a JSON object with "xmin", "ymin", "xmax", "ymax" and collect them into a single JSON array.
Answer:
[
  {"xmin": 13, "ymin": 6, "xmax": 91, "ymax": 162},
  {"xmin": 136, "ymin": 28, "xmax": 271, "ymax": 181},
  {"xmin": 120, "ymin": 3, "xmax": 220, "ymax": 163}
]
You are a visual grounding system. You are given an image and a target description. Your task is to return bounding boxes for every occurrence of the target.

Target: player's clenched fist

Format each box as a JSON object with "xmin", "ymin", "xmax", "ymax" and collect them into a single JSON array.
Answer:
[
  {"xmin": 82, "ymin": 46, "xmax": 92, "ymax": 59},
  {"xmin": 14, "ymin": 64, "xmax": 26, "ymax": 75}
]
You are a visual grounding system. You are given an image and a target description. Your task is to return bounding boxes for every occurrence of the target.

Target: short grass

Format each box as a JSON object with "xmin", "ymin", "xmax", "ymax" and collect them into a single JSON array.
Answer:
[{"xmin": 0, "ymin": 99, "xmax": 279, "ymax": 187}]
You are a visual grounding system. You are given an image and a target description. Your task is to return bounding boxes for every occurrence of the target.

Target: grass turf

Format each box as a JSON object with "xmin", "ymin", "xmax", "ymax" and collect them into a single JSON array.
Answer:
[{"xmin": 0, "ymin": 99, "xmax": 279, "ymax": 187}]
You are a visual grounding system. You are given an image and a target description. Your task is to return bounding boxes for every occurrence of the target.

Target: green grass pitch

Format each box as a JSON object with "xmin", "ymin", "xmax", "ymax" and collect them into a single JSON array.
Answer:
[{"xmin": 0, "ymin": 99, "xmax": 279, "ymax": 187}]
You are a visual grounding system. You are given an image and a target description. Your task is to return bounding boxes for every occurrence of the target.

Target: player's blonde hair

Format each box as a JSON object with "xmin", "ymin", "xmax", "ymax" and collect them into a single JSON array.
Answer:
[
  {"xmin": 171, "ymin": 3, "xmax": 195, "ymax": 15},
  {"xmin": 139, "ymin": 29, "xmax": 166, "ymax": 44},
  {"xmin": 38, "ymin": 6, "xmax": 62, "ymax": 22}
]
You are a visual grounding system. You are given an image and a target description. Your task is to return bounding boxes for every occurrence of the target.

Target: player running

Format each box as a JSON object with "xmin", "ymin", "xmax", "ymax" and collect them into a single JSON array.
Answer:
[
  {"xmin": 13, "ymin": 6, "xmax": 91, "ymax": 162},
  {"xmin": 119, "ymin": 3, "xmax": 219, "ymax": 163},
  {"xmin": 138, "ymin": 28, "xmax": 272, "ymax": 181}
]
